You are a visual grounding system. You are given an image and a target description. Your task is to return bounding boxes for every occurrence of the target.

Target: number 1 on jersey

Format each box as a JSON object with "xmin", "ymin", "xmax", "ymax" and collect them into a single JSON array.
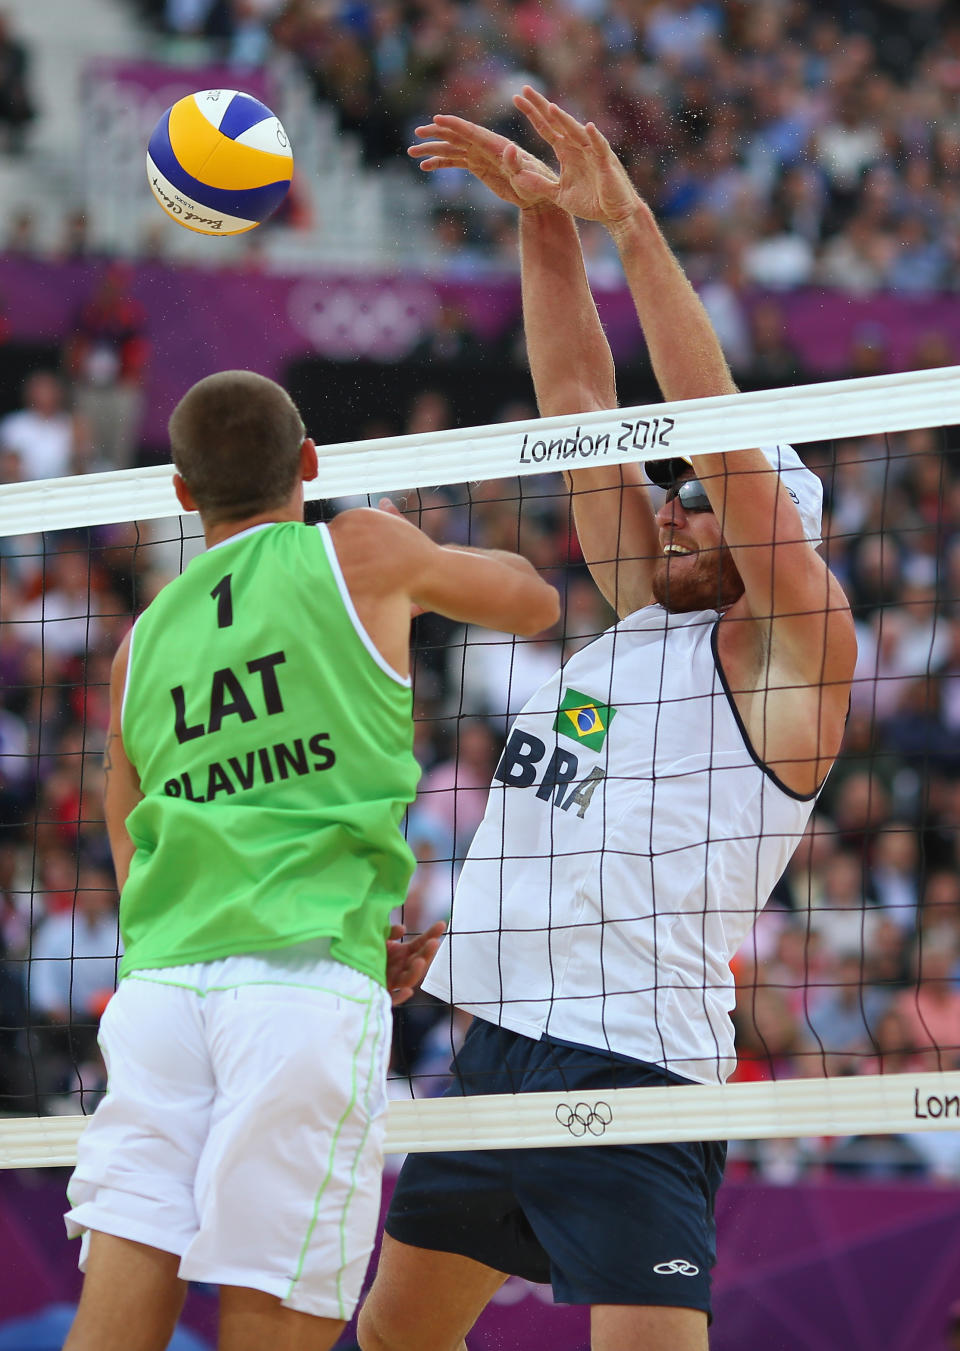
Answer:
[{"xmin": 211, "ymin": 574, "xmax": 234, "ymax": 628}]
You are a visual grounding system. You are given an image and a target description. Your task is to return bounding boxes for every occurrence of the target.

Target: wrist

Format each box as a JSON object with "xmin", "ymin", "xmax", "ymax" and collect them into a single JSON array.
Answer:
[
  {"xmin": 520, "ymin": 201, "xmax": 569, "ymax": 222},
  {"xmin": 605, "ymin": 200, "xmax": 654, "ymax": 246}
]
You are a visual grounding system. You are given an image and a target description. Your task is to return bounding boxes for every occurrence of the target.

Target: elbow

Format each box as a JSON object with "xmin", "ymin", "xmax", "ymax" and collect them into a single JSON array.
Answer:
[{"xmin": 515, "ymin": 582, "xmax": 561, "ymax": 637}]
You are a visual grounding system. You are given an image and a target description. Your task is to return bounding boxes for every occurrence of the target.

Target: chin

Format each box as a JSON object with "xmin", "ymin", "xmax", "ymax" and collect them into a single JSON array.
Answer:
[{"xmin": 652, "ymin": 552, "xmax": 744, "ymax": 613}]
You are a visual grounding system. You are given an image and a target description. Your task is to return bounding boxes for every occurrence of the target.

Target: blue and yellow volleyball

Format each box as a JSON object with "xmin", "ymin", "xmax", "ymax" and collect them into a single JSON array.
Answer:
[{"xmin": 146, "ymin": 89, "xmax": 293, "ymax": 236}]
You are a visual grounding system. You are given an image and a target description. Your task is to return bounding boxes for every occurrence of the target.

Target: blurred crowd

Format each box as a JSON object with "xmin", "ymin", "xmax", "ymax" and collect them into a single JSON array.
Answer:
[
  {"xmin": 0, "ymin": 264, "xmax": 150, "ymax": 483},
  {"xmin": 113, "ymin": 0, "xmax": 960, "ymax": 296}
]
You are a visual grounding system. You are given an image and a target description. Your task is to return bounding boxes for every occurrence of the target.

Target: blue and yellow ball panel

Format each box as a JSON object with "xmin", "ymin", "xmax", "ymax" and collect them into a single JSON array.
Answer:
[{"xmin": 146, "ymin": 89, "xmax": 293, "ymax": 235}]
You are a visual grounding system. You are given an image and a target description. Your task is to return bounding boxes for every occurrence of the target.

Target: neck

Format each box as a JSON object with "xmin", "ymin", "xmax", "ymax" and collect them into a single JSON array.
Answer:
[{"xmin": 202, "ymin": 498, "xmax": 304, "ymax": 549}]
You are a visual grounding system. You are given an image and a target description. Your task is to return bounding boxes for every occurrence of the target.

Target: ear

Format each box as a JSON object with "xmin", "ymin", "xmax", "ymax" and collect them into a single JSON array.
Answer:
[
  {"xmin": 300, "ymin": 437, "xmax": 319, "ymax": 483},
  {"xmin": 173, "ymin": 472, "xmax": 198, "ymax": 513}
]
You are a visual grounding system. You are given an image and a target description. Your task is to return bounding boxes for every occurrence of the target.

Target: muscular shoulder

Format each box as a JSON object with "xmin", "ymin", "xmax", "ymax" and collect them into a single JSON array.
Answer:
[
  {"xmin": 328, "ymin": 507, "xmax": 427, "ymax": 584},
  {"xmin": 328, "ymin": 507, "xmax": 400, "ymax": 557}
]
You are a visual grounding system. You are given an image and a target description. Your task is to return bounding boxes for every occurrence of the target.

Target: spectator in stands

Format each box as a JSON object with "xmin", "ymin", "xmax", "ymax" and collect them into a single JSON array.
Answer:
[
  {"xmin": 869, "ymin": 822, "xmax": 921, "ymax": 931},
  {"xmin": 945, "ymin": 1298, "xmax": 960, "ymax": 1351},
  {"xmin": 805, "ymin": 848, "xmax": 884, "ymax": 954},
  {"xmin": 746, "ymin": 298, "xmax": 808, "ymax": 389},
  {"xmin": 66, "ymin": 263, "xmax": 149, "ymax": 470},
  {"xmin": 894, "ymin": 941, "xmax": 960, "ymax": 1069},
  {"xmin": 0, "ymin": 691, "xmax": 32, "ymax": 828},
  {"xmin": 4, "ymin": 205, "xmax": 37, "ymax": 254},
  {"xmin": 416, "ymin": 716, "xmax": 498, "ymax": 860},
  {"xmin": 0, "ymin": 12, "xmax": 34, "ymax": 154},
  {"xmin": 11, "ymin": 542, "xmax": 110, "ymax": 659},
  {"xmin": 802, "ymin": 952, "xmax": 892, "ymax": 1076},
  {"xmin": 27, "ymin": 861, "xmax": 120, "ymax": 1102},
  {"xmin": 0, "ymin": 372, "xmax": 87, "ymax": 482},
  {"xmin": 408, "ymin": 299, "xmax": 483, "ymax": 364}
]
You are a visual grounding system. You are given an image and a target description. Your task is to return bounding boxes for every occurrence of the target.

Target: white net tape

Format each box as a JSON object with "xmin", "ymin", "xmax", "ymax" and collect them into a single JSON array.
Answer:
[
  {"xmin": 1, "ymin": 1072, "xmax": 958, "ymax": 1170},
  {"xmin": 3, "ymin": 367, "xmax": 960, "ymax": 537}
]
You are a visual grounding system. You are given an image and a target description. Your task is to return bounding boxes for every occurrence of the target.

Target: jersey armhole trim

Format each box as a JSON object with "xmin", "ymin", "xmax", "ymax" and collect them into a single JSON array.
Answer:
[
  {"xmin": 120, "ymin": 616, "xmax": 139, "ymax": 739},
  {"xmin": 710, "ymin": 620, "xmax": 817, "ymax": 802},
  {"xmin": 317, "ymin": 523, "xmax": 411, "ymax": 688}
]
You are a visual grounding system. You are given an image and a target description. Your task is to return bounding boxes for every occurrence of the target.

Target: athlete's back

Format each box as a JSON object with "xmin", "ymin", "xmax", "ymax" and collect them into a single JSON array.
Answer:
[{"xmin": 121, "ymin": 519, "xmax": 420, "ymax": 983}]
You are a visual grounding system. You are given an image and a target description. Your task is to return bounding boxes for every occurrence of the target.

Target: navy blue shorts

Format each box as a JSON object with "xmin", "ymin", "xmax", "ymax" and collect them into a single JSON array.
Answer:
[{"xmin": 385, "ymin": 1018, "xmax": 726, "ymax": 1312}]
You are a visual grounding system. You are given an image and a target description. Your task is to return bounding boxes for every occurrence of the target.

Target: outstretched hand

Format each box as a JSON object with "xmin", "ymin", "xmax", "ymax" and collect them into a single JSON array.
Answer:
[
  {"xmin": 512, "ymin": 86, "xmax": 642, "ymax": 227},
  {"xmin": 409, "ymin": 111, "xmax": 559, "ymax": 209},
  {"xmin": 408, "ymin": 85, "xmax": 641, "ymax": 228},
  {"xmin": 386, "ymin": 920, "xmax": 446, "ymax": 1007}
]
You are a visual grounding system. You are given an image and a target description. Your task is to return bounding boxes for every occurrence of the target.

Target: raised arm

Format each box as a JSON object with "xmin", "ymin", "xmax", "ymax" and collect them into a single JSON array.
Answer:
[
  {"xmin": 409, "ymin": 113, "xmax": 657, "ymax": 616},
  {"xmin": 519, "ymin": 206, "xmax": 657, "ymax": 614},
  {"xmin": 502, "ymin": 91, "xmax": 855, "ymax": 790}
]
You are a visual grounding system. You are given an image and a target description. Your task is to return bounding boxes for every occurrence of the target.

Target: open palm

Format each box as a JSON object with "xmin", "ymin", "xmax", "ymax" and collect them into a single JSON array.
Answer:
[
  {"xmin": 409, "ymin": 114, "xmax": 558, "ymax": 209},
  {"xmin": 409, "ymin": 86, "xmax": 640, "ymax": 227},
  {"xmin": 513, "ymin": 86, "xmax": 641, "ymax": 226}
]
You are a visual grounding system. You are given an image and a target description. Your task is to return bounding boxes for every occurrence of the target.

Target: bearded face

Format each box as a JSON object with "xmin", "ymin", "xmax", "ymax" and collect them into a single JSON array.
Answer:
[{"xmin": 652, "ymin": 538, "xmax": 745, "ymax": 613}]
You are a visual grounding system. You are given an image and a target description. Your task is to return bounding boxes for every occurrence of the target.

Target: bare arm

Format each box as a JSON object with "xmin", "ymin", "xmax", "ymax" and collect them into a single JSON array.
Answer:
[
  {"xmin": 329, "ymin": 507, "xmax": 559, "ymax": 677},
  {"xmin": 410, "ymin": 110, "xmax": 657, "ymax": 616},
  {"xmin": 605, "ymin": 201, "xmax": 856, "ymax": 692},
  {"xmin": 510, "ymin": 93, "xmax": 855, "ymax": 670},
  {"xmin": 104, "ymin": 631, "xmax": 143, "ymax": 892},
  {"xmin": 519, "ymin": 205, "xmax": 657, "ymax": 614}
]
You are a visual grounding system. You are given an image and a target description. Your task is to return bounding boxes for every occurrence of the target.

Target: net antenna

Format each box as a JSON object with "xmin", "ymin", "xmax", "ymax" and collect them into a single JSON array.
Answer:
[{"xmin": 2, "ymin": 367, "xmax": 959, "ymax": 1170}]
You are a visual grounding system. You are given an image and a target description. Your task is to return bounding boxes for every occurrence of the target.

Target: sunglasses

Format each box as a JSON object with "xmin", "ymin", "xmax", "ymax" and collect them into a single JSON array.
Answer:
[{"xmin": 664, "ymin": 478, "xmax": 714, "ymax": 513}]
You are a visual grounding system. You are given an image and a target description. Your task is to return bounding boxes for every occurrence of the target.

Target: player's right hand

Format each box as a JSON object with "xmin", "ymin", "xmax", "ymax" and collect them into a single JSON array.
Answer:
[{"xmin": 408, "ymin": 114, "xmax": 559, "ymax": 210}]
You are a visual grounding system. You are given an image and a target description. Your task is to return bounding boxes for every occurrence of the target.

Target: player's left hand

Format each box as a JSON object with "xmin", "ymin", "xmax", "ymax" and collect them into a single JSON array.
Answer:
[
  {"xmin": 409, "ymin": 114, "xmax": 559, "ymax": 209},
  {"xmin": 511, "ymin": 85, "xmax": 642, "ymax": 229},
  {"xmin": 386, "ymin": 920, "xmax": 446, "ymax": 1006}
]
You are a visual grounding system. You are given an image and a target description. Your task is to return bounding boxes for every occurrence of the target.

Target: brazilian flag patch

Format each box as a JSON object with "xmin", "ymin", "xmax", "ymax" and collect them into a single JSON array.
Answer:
[{"xmin": 553, "ymin": 688, "xmax": 617, "ymax": 751}]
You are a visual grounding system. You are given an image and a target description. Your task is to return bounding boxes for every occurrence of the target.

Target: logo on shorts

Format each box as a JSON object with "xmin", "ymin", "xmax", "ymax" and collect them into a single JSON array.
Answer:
[
  {"xmin": 555, "ymin": 1101, "xmax": 613, "ymax": 1137},
  {"xmin": 653, "ymin": 1259, "xmax": 700, "ymax": 1276}
]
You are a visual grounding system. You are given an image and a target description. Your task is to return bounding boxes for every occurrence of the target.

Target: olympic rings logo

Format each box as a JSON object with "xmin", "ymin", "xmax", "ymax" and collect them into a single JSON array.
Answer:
[
  {"xmin": 652, "ymin": 1259, "xmax": 700, "ymax": 1277},
  {"xmin": 555, "ymin": 1101, "xmax": 613, "ymax": 1137}
]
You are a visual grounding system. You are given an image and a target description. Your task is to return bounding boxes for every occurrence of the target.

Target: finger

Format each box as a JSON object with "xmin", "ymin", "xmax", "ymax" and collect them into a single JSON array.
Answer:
[
  {"xmin": 585, "ymin": 121, "xmax": 615, "ymax": 155},
  {"xmin": 388, "ymin": 922, "xmax": 406, "ymax": 940},
  {"xmin": 432, "ymin": 112, "xmax": 494, "ymax": 136},
  {"xmin": 505, "ymin": 142, "xmax": 558, "ymax": 184},
  {"xmin": 513, "ymin": 92, "xmax": 556, "ymax": 145},
  {"xmin": 431, "ymin": 115, "xmax": 506, "ymax": 152},
  {"xmin": 416, "ymin": 157, "xmax": 467, "ymax": 172},
  {"xmin": 390, "ymin": 986, "xmax": 413, "ymax": 1007},
  {"xmin": 502, "ymin": 142, "xmax": 523, "ymax": 170},
  {"xmin": 404, "ymin": 922, "xmax": 446, "ymax": 955},
  {"xmin": 408, "ymin": 139, "xmax": 459, "ymax": 157},
  {"xmin": 378, "ymin": 498, "xmax": 404, "ymax": 517},
  {"xmin": 403, "ymin": 941, "xmax": 441, "ymax": 969},
  {"xmin": 545, "ymin": 100, "xmax": 592, "ymax": 142},
  {"xmin": 513, "ymin": 168, "xmax": 562, "ymax": 203},
  {"xmin": 518, "ymin": 84, "xmax": 552, "ymax": 112}
]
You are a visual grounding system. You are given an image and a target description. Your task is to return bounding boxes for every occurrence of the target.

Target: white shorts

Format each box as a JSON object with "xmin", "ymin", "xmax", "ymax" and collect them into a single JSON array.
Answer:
[{"xmin": 65, "ymin": 940, "xmax": 392, "ymax": 1321}]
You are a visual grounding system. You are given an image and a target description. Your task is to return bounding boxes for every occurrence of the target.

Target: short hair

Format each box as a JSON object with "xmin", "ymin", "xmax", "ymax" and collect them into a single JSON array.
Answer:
[{"xmin": 168, "ymin": 370, "xmax": 306, "ymax": 524}]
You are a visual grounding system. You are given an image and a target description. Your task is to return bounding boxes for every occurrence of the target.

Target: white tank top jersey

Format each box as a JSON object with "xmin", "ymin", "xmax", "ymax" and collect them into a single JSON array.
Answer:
[{"xmin": 422, "ymin": 605, "xmax": 819, "ymax": 1084}]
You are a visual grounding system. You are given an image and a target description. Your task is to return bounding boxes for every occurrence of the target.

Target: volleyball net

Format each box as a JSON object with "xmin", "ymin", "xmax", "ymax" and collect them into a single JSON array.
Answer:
[{"xmin": 1, "ymin": 367, "xmax": 959, "ymax": 1171}]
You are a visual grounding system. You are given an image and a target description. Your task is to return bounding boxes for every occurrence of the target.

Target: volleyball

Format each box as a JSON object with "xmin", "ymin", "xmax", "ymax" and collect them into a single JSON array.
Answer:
[{"xmin": 146, "ymin": 88, "xmax": 293, "ymax": 236}]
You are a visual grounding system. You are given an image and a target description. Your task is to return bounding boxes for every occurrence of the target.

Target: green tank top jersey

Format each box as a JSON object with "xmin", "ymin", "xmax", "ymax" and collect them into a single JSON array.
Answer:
[{"xmin": 120, "ymin": 521, "xmax": 420, "ymax": 984}]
